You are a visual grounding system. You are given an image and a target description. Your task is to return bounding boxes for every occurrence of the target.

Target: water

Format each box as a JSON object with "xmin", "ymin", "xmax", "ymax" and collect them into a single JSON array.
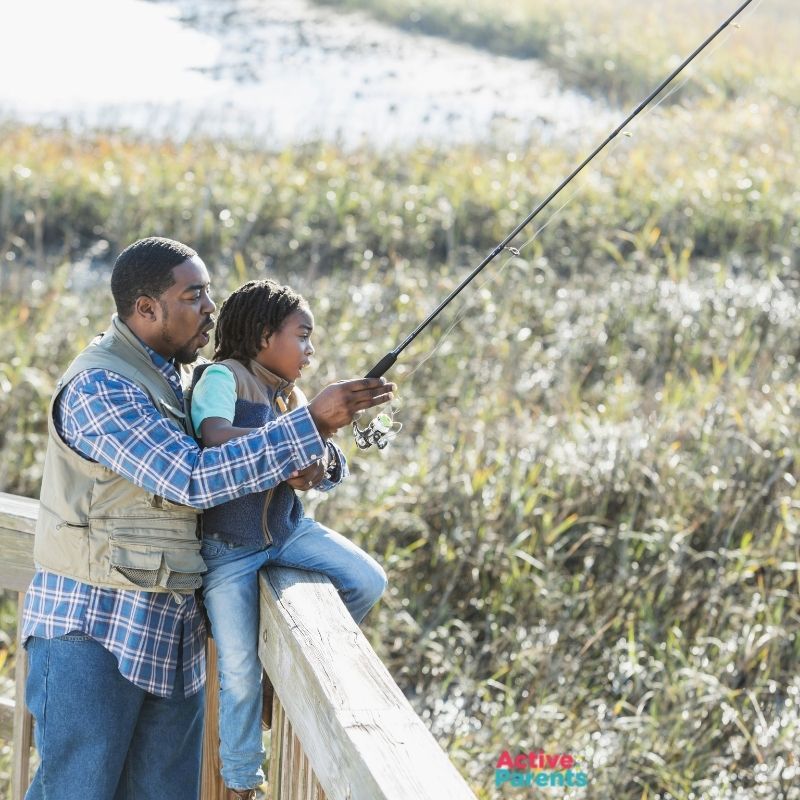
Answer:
[
  {"xmin": 0, "ymin": 0, "xmax": 612, "ymax": 148},
  {"xmin": 0, "ymin": 1, "xmax": 218, "ymax": 116}
]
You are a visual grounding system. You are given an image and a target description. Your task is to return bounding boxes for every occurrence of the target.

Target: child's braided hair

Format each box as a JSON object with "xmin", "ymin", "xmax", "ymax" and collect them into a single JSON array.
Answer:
[{"xmin": 213, "ymin": 279, "xmax": 307, "ymax": 364}]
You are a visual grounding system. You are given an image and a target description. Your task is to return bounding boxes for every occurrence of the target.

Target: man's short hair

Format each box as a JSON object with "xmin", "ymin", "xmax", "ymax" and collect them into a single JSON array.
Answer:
[{"xmin": 111, "ymin": 237, "xmax": 197, "ymax": 318}]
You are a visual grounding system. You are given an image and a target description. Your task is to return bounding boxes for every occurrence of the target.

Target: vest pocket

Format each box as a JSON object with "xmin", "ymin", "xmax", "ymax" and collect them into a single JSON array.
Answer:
[
  {"xmin": 109, "ymin": 533, "xmax": 206, "ymax": 592},
  {"xmin": 34, "ymin": 518, "xmax": 90, "ymax": 576}
]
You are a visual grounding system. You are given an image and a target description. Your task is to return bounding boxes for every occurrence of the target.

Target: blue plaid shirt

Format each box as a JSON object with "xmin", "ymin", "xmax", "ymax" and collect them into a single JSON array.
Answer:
[{"xmin": 23, "ymin": 340, "xmax": 326, "ymax": 697}]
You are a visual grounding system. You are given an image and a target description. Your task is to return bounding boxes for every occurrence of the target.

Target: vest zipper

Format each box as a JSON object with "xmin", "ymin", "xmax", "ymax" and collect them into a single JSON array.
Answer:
[{"xmin": 261, "ymin": 487, "xmax": 274, "ymax": 547}]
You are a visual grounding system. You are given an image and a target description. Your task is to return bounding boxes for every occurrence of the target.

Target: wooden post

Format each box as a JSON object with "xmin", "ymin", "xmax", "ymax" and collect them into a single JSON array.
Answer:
[
  {"xmin": 0, "ymin": 697, "xmax": 15, "ymax": 737},
  {"xmin": 0, "ymin": 492, "xmax": 38, "ymax": 592},
  {"xmin": 200, "ymin": 638, "xmax": 227, "ymax": 800},
  {"xmin": 11, "ymin": 593, "xmax": 33, "ymax": 800},
  {"xmin": 0, "ymin": 493, "xmax": 37, "ymax": 800},
  {"xmin": 269, "ymin": 696, "xmax": 326, "ymax": 800}
]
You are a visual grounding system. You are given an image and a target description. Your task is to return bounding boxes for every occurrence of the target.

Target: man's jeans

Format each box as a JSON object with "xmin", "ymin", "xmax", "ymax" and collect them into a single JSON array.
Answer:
[
  {"xmin": 24, "ymin": 633, "xmax": 204, "ymax": 800},
  {"xmin": 201, "ymin": 516, "xmax": 386, "ymax": 791}
]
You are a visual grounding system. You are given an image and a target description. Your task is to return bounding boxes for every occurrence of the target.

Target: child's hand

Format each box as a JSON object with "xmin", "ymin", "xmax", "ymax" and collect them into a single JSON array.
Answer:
[{"xmin": 287, "ymin": 459, "xmax": 326, "ymax": 491}]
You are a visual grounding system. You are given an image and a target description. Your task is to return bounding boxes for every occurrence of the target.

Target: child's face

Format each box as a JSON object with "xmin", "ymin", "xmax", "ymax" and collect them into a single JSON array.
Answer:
[{"xmin": 256, "ymin": 307, "xmax": 315, "ymax": 382}]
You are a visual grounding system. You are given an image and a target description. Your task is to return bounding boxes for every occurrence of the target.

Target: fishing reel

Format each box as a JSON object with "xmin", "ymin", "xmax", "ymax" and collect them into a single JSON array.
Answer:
[{"xmin": 352, "ymin": 408, "xmax": 402, "ymax": 450}]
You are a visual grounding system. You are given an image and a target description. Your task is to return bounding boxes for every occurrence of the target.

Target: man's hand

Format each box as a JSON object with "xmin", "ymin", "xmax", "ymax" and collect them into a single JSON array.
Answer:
[
  {"xmin": 287, "ymin": 459, "xmax": 326, "ymax": 491},
  {"xmin": 308, "ymin": 378, "xmax": 396, "ymax": 438}
]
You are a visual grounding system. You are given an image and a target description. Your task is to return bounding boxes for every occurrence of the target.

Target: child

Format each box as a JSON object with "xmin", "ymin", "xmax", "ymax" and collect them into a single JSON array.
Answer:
[{"xmin": 190, "ymin": 279, "xmax": 387, "ymax": 799}]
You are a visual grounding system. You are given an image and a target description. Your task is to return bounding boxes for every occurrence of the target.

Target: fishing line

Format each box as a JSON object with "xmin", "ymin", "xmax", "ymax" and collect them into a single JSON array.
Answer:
[
  {"xmin": 398, "ymin": 12, "xmax": 750, "ymax": 385},
  {"xmin": 353, "ymin": 0, "xmax": 761, "ymax": 449},
  {"xmin": 401, "ymin": 189, "xmax": 581, "ymax": 382}
]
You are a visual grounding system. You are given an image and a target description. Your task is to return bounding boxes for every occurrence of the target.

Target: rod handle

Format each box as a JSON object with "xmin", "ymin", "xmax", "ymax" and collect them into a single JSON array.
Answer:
[{"xmin": 364, "ymin": 352, "xmax": 397, "ymax": 379}]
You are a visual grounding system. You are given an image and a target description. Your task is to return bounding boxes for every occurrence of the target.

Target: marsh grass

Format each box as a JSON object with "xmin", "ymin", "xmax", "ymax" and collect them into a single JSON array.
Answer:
[
  {"xmin": 1, "ymin": 93, "xmax": 796, "ymax": 283},
  {"xmin": 1, "ymin": 133, "xmax": 797, "ymax": 795}
]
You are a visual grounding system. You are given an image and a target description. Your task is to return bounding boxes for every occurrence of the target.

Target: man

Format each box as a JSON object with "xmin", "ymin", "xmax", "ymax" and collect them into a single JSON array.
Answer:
[{"xmin": 22, "ymin": 236, "xmax": 394, "ymax": 800}]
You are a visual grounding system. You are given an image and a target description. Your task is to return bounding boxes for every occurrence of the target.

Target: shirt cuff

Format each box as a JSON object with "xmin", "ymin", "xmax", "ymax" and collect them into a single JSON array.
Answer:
[
  {"xmin": 279, "ymin": 406, "xmax": 328, "ymax": 472},
  {"xmin": 317, "ymin": 440, "xmax": 349, "ymax": 492}
]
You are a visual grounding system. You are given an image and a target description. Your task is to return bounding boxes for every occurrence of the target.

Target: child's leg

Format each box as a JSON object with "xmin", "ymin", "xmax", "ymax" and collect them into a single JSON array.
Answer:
[
  {"xmin": 200, "ymin": 539, "xmax": 270, "ymax": 791},
  {"xmin": 267, "ymin": 517, "xmax": 387, "ymax": 624}
]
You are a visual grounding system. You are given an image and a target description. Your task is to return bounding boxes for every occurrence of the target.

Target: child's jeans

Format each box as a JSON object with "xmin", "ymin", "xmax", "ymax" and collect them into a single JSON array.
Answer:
[{"xmin": 200, "ymin": 516, "xmax": 387, "ymax": 791}]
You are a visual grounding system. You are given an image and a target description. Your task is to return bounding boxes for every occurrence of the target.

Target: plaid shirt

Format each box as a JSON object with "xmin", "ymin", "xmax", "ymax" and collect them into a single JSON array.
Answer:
[{"xmin": 23, "ymin": 341, "xmax": 326, "ymax": 697}]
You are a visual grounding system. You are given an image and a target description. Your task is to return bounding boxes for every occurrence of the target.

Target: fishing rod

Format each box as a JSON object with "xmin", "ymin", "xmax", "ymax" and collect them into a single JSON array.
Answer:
[{"xmin": 354, "ymin": 0, "xmax": 757, "ymax": 449}]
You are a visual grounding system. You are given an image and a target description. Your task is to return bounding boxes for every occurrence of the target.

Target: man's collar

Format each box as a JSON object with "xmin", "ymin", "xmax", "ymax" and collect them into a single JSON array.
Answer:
[{"xmin": 116, "ymin": 317, "xmax": 175, "ymax": 374}]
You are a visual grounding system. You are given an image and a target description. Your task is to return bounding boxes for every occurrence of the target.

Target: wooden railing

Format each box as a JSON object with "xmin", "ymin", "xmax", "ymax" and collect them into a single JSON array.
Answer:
[
  {"xmin": 0, "ymin": 492, "xmax": 36, "ymax": 800},
  {"xmin": 0, "ymin": 492, "xmax": 477, "ymax": 800}
]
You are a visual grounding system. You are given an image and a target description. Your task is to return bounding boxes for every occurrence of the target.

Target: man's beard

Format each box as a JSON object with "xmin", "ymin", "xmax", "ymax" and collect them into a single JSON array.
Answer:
[
  {"xmin": 159, "ymin": 302, "xmax": 207, "ymax": 364},
  {"xmin": 173, "ymin": 344, "xmax": 201, "ymax": 365}
]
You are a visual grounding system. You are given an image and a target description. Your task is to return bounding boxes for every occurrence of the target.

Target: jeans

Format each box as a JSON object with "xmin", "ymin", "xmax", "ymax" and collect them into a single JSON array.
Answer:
[
  {"xmin": 201, "ymin": 515, "xmax": 386, "ymax": 790},
  {"xmin": 24, "ymin": 632, "xmax": 204, "ymax": 800}
]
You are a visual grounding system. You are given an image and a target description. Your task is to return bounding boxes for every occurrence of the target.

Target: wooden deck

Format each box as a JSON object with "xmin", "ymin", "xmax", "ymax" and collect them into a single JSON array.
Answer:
[{"xmin": 0, "ymin": 491, "xmax": 476, "ymax": 799}]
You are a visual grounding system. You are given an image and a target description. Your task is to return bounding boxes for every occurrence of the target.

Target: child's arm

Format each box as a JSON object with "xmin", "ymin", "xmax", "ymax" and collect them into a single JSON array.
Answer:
[
  {"xmin": 191, "ymin": 364, "xmax": 241, "ymax": 445},
  {"xmin": 199, "ymin": 416, "xmax": 255, "ymax": 446},
  {"xmin": 192, "ymin": 366, "xmax": 270, "ymax": 446}
]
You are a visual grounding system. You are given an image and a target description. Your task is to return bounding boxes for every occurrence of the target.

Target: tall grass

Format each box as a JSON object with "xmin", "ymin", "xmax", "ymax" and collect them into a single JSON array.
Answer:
[
  {"xmin": 1, "ymin": 122, "xmax": 798, "ymax": 796},
  {"xmin": 1, "ymin": 93, "xmax": 796, "ymax": 290}
]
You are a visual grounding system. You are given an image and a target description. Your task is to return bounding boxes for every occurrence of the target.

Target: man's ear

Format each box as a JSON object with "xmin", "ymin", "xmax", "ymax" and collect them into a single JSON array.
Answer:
[
  {"xmin": 132, "ymin": 295, "xmax": 160, "ymax": 323},
  {"xmin": 259, "ymin": 330, "xmax": 272, "ymax": 350}
]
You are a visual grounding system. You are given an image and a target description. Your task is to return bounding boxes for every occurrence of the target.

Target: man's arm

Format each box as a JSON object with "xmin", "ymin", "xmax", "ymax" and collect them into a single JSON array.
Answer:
[
  {"xmin": 59, "ymin": 370, "xmax": 327, "ymax": 509},
  {"xmin": 200, "ymin": 413, "xmax": 345, "ymax": 487}
]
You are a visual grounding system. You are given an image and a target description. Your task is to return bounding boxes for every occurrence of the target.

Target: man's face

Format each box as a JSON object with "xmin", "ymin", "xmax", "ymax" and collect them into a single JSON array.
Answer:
[{"xmin": 152, "ymin": 256, "xmax": 216, "ymax": 363}]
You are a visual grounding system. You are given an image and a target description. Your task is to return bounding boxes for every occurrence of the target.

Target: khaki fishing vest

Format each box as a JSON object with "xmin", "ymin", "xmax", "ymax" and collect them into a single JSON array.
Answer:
[{"xmin": 34, "ymin": 315, "xmax": 206, "ymax": 593}]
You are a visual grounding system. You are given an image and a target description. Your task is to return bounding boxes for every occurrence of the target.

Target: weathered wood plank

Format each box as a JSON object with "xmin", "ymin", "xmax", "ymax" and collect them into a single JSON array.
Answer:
[
  {"xmin": 200, "ymin": 639, "xmax": 228, "ymax": 800},
  {"xmin": 0, "ymin": 495, "xmax": 38, "ymax": 798},
  {"xmin": 0, "ymin": 530, "xmax": 35, "ymax": 592},
  {"xmin": 281, "ymin": 707, "xmax": 294, "ymax": 799},
  {"xmin": 0, "ymin": 493, "xmax": 38, "ymax": 532},
  {"xmin": 268, "ymin": 698, "xmax": 285, "ymax": 797},
  {"xmin": 12, "ymin": 593, "xmax": 32, "ymax": 800},
  {"xmin": 269, "ymin": 671, "xmax": 326, "ymax": 800},
  {"xmin": 258, "ymin": 568, "xmax": 476, "ymax": 800},
  {"xmin": 0, "ymin": 492, "xmax": 37, "ymax": 592}
]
